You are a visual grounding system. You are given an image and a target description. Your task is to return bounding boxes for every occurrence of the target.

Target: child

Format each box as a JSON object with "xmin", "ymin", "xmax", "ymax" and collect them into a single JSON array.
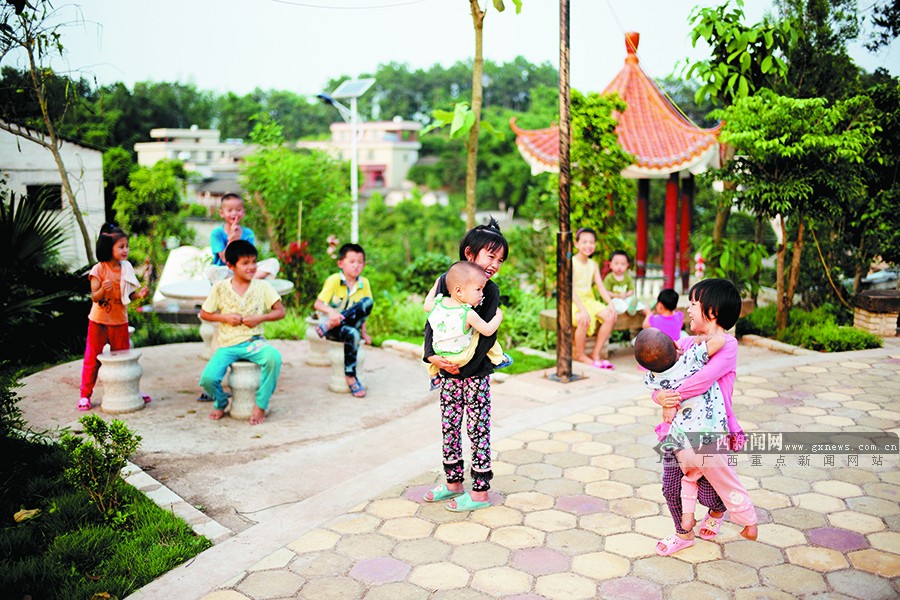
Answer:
[
  {"xmin": 603, "ymin": 250, "xmax": 650, "ymax": 317},
  {"xmin": 642, "ymin": 288, "xmax": 685, "ymax": 341},
  {"xmin": 572, "ymin": 228, "xmax": 617, "ymax": 369},
  {"xmin": 422, "ymin": 218, "xmax": 507, "ymax": 512},
  {"xmin": 423, "ymin": 261, "xmax": 505, "ymax": 383},
  {"xmin": 642, "ymin": 279, "xmax": 754, "ymax": 555},
  {"xmin": 199, "ymin": 240, "xmax": 285, "ymax": 425},
  {"xmin": 208, "ymin": 192, "xmax": 279, "ymax": 281},
  {"xmin": 79, "ymin": 224, "xmax": 149, "ymax": 410},
  {"xmin": 313, "ymin": 243, "xmax": 373, "ymax": 398}
]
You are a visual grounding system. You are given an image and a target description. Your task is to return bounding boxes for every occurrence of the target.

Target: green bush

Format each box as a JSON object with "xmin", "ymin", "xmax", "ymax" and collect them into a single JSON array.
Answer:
[
  {"xmin": 129, "ymin": 310, "xmax": 200, "ymax": 347},
  {"xmin": 401, "ymin": 253, "xmax": 453, "ymax": 297},
  {"xmin": 367, "ymin": 292, "xmax": 428, "ymax": 340},
  {"xmin": 60, "ymin": 415, "xmax": 142, "ymax": 515},
  {"xmin": 736, "ymin": 304, "xmax": 882, "ymax": 352}
]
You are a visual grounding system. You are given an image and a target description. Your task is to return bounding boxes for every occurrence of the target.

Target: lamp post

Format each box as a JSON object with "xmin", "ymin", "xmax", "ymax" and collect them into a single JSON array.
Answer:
[{"xmin": 318, "ymin": 77, "xmax": 375, "ymax": 244}]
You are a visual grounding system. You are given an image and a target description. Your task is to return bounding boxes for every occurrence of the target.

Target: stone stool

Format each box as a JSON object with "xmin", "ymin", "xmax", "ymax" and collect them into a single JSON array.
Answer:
[
  {"xmin": 98, "ymin": 349, "xmax": 145, "ymax": 414},
  {"xmin": 305, "ymin": 317, "xmax": 331, "ymax": 366},
  {"xmin": 328, "ymin": 342, "xmax": 366, "ymax": 393},
  {"xmin": 228, "ymin": 361, "xmax": 260, "ymax": 419},
  {"xmin": 198, "ymin": 314, "xmax": 218, "ymax": 360}
]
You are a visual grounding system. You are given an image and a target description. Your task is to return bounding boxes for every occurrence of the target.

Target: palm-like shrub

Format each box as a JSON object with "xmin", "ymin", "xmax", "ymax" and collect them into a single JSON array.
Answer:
[{"xmin": 0, "ymin": 193, "xmax": 89, "ymax": 367}]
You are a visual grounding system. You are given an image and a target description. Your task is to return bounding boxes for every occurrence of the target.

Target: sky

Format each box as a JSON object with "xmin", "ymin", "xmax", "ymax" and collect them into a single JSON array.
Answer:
[{"xmin": 31, "ymin": 0, "xmax": 900, "ymax": 98}]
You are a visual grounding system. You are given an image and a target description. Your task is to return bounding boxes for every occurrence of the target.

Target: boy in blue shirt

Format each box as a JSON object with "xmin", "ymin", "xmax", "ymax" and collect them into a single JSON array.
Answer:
[{"xmin": 208, "ymin": 192, "xmax": 279, "ymax": 280}]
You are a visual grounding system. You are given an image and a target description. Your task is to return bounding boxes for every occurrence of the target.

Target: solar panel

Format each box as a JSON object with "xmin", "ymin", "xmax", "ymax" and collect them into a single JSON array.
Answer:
[{"xmin": 330, "ymin": 78, "xmax": 376, "ymax": 99}]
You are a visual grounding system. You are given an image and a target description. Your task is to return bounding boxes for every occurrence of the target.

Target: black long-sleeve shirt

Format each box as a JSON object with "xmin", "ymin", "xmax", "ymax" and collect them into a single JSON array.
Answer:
[{"xmin": 423, "ymin": 274, "xmax": 499, "ymax": 379}]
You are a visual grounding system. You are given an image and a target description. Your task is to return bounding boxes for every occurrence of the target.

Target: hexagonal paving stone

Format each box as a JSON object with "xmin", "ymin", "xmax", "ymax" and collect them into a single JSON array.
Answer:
[
  {"xmin": 450, "ymin": 541, "xmax": 510, "ymax": 570},
  {"xmin": 571, "ymin": 440, "xmax": 615, "ymax": 455},
  {"xmin": 408, "ymin": 562, "xmax": 470, "ymax": 590},
  {"xmin": 512, "ymin": 429, "xmax": 550, "ymax": 442},
  {"xmin": 327, "ymin": 513, "xmax": 382, "ymax": 534},
  {"xmin": 526, "ymin": 439, "xmax": 569, "ymax": 454},
  {"xmin": 524, "ymin": 509, "xmax": 578, "ymax": 532},
  {"xmin": 493, "ymin": 438, "xmax": 525, "ymax": 452},
  {"xmin": 598, "ymin": 576, "xmax": 663, "ymax": 600},
  {"xmin": 348, "ymin": 557, "xmax": 411, "ymax": 585},
  {"xmin": 492, "ymin": 474, "xmax": 537, "ymax": 493},
  {"xmin": 603, "ymin": 532, "xmax": 658, "ymax": 559},
  {"xmin": 585, "ymin": 480, "xmax": 632, "ymax": 500},
  {"xmin": 669, "ymin": 539, "xmax": 722, "ymax": 564},
  {"xmin": 534, "ymin": 477, "xmax": 586, "ymax": 496},
  {"xmin": 391, "ymin": 538, "xmax": 451, "ymax": 565},
  {"xmin": 761, "ymin": 476, "xmax": 811, "ymax": 496},
  {"xmin": 732, "ymin": 588, "xmax": 798, "ymax": 600},
  {"xmin": 760, "ymin": 564, "xmax": 827, "ymax": 596},
  {"xmin": 506, "ymin": 491, "xmax": 555, "ymax": 511},
  {"xmin": 846, "ymin": 495, "xmax": 900, "ymax": 517},
  {"xmin": 785, "ymin": 546, "xmax": 849, "ymax": 572},
  {"xmin": 828, "ymin": 510, "xmax": 886, "ymax": 534},
  {"xmin": 511, "ymin": 547, "xmax": 570, "ymax": 575},
  {"xmin": 794, "ymin": 492, "xmax": 848, "ymax": 513},
  {"xmin": 237, "ymin": 570, "xmax": 305, "ymax": 599},
  {"xmin": 336, "ymin": 532, "xmax": 398, "ymax": 560},
  {"xmin": 200, "ymin": 592, "xmax": 250, "ymax": 600},
  {"xmin": 545, "ymin": 451, "xmax": 591, "ymax": 468},
  {"xmin": 545, "ymin": 529, "xmax": 603, "ymax": 556},
  {"xmin": 471, "ymin": 566, "xmax": 531, "ymax": 596},
  {"xmin": 863, "ymin": 482, "xmax": 900, "ymax": 502},
  {"xmin": 289, "ymin": 551, "xmax": 353, "ymax": 578},
  {"xmin": 551, "ymin": 430, "xmax": 594, "ymax": 443},
  {"xmin": 848, "ymin": 548, "xmax": 900, "ymax": 578},
  {"xmin": 362, "ymin": 581, "xmax": 430, "ymax": 600},
  {"xmin": 610, "ymin": 467, "xmax": 660, "ymax": 486},
  {"xmin": 580, "ymin": 512, "xmax": 632, "ymax": 536},
  {"xmin": 591, "ymin": 454, "xmax": 635, "ymax": 470},
  {"xmin": 757, "ymin": 523, "xmax": 807, "ymax": 548},
  {"xmin": 491, "ymin": 525, "xmax": 545, "ymax": 549},
  {"xmin": 536, "ymin": 572, "xmax": 599, "ymax": 600},
  {"xmin": 366, "ymin": 498, "xmax": 419, "ymax": 519},
  {"xmin": 569, "ymin": 551, "xmax": 629, "ymax": 582},
  {"xmin": 288, "ymin": 529, "xmax": 341, "ymax": 554},
  {"xmin": 771, "ymin": 507, "xmax": 828, "ymax": 530},
  {"xmin": 555, "ymin": 494, "xmax": 607, "ymax": 516},
  {"xmin": 564, "ymin": 465, "xmax": 611, "ymax": 483},
  {"xmin": 806, "ymin": 527, "xmax": 870, "ymax": 552},
  {"xmin": 669, "ymin": 581, "xmax": 730, "ymax": 600},
  {"xmin": 491, "ymin": 461, "xmax": 515, "ymax": 476},
  {"xmin": 608, "ymin": 497, "xmax": 658, "ymax": 519},
  {"xmin": 299, "ymin": 576, "xmax": 363, "ymax": 599},
  {"xmin": 723, "ymin": 540, "xmax": 785, "ymax": 568},
  {"xmin": 379, "ymin": 517, "xmax": 434, "ymax": 540},
  {"xmin": 470, "ymin": 504, "xmax": 523, "ymax": 528},
  {"xmin": 696, "ymin": 558, "xmax": 760, "ymax": 588},
  {"xmin": 813, "ymin": 479, "xmax": 867, "ymax": 499},
  {"xmin": 866, "ymin": 531, "xmax": 900, "ymax": 553},
  {"xmin": 631, "ymin": 555, "xmax": 694, "ymax": 584},
  {"xmin": 517, "ymin": 462, "xmax": 564, "ymax": 480},
  {"xmin": 248, "ymin": 548, "xmax": 295, "ymax": 571},
  {"xmin": 826, "ymin": 567, "xmax": 898, "ymax": 599},
  {"xmin": 433, "ymin": 522, "xmax": 490, "ymax": 545},
  {"xmin": 500, "ymin": 449, "xmax": 547, "ymax": 466}
]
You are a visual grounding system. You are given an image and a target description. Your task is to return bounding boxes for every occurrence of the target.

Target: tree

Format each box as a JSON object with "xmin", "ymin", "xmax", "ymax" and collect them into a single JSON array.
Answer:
[
  {"xmin": 113, "ymin": 160, "xmax": 189, "ymax": 288},
  {"xmin": 712, "ymin": 89, "xmax": 876, "ymax": 331},
  {"xmin": 685, "ymin": 0, "xmax": 796, "ymax": 249},
  {"xmin": 0, "ymin": 0, "xmax": 96, "ymax": 262},
  {"xmin": 867, "ymin": 0, "xmax": 900, "ymax": 50}
]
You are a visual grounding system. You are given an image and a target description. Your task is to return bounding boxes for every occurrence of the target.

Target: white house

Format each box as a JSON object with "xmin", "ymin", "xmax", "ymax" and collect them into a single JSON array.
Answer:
[
  {"xmin": 0, "ymin": 124, "xmax": 105, "ymax": 267},
  {"xmin": 296, "ymin": 118, "xmax": 423, "ymax": 202}
]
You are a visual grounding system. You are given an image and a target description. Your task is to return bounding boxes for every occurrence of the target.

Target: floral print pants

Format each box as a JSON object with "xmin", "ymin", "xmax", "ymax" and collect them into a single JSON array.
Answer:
[{"xmin": 440, "ymin": 375, "xmax": 493, "ymax": 492}]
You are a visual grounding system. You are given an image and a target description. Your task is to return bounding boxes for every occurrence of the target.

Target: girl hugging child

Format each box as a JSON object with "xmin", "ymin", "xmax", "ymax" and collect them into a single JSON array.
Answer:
[
  {"xmin": 422, "ymin": 218, "xmax": 508, "ymax": 512},
  {"xmin": 634, "ymin": 279, "xmax": 756, "ymax": 556},
  {"xmin": 79, "ymin": 224, "xmax": 148, "ymax": 411},
  {"xmin": 424, "ymin": 262, "xmax": 508, "ymax": 388}
]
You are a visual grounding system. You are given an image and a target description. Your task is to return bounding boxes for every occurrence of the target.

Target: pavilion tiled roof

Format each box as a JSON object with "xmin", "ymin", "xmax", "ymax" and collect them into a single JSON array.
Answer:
[{"xmin": 512, "ymin": 32, "xmax": 722, "ymax": 178}]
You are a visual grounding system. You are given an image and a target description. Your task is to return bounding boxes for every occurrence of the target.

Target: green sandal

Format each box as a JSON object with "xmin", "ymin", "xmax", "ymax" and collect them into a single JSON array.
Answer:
[
  {"xmin": 423, "ymin": 484, "xmax": 463, "ymax": 503},
  {"xmin": 445, "ymin": 492, "xmax": 491, "ymax": 512}
]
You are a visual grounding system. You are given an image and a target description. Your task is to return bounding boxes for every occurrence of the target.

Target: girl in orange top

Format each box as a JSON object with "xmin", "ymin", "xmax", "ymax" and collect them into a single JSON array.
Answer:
[{"xmin": 78, "ymin": 224, "xmax": 147, "ymax": 410}]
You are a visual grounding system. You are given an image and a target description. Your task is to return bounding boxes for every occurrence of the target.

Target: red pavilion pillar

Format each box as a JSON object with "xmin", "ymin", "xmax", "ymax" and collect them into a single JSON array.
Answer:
[
  {"xmin": 663, "ymin": 173, "xmax": 678, "ymax": 289},
  {"xmin": 680, "ymin": 174, "xmax": 694, "ymax": 292},
  {"xmin": 636, "ymin": 179, "xmax": 650, "ymax": 278}
]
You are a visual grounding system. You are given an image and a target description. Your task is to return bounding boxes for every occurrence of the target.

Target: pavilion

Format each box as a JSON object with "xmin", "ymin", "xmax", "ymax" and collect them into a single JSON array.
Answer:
[{"xmin": 511, "ymin": 32, "xmax": 722, "ymax": 290}]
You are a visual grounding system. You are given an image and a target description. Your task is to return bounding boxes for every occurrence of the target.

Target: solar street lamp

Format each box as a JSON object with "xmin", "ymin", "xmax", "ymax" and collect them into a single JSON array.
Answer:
[{"xmin": 318, "ymin": 77, "xmax": 375, "ymax": 243}]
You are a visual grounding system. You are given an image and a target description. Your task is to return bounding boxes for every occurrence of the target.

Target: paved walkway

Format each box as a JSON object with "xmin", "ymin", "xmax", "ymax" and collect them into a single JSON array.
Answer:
[{"xmin": 20, "ymin": 337, "xmax": 900, "ymax": 599}]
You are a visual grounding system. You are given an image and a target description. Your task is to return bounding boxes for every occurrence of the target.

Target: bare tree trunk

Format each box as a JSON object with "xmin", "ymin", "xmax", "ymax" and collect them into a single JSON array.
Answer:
[
  {"xmin": 711, "ymin": 144, "xmax": 736, "ymax": 251},
  {"xmin": 252, "ymin": 192, "xmax": 283, "ymax": 255},
  {"xmin": 775, "ymin": 215, "xmax": 788, "ymax": 331},
  {"xmin": 785, "ymin": 220, "xmax": 804, "ymax": 312},
  {"xmin": 466, "ymin": 0, "xmax": 486, "ymax": 230},
  {"xmin": 25, "ymin": 31, "xmax": 95, "ymax": 264}
]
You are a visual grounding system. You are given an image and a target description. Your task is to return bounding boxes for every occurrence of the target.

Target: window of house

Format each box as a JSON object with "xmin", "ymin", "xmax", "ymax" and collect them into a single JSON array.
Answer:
[{"xmin": 26, "ymin": 184, "xmax": 63, "ymax": 210}]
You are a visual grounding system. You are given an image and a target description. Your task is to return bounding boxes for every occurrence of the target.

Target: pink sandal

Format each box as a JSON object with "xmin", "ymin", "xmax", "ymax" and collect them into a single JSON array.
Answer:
[
  {"xmin": 656, "ymin": 534, "xmax": 694, "ymax": 556},
  {"xmin": 77, "ymin": 397, "xmax": 92, "ymax": 411},
  {"xmin": 698, "ymin": 513, "xmax": 722, "ymax": 540},
  {"xmin": 592, "ymin": 359, "xmax": 615, "ymax": 370}
]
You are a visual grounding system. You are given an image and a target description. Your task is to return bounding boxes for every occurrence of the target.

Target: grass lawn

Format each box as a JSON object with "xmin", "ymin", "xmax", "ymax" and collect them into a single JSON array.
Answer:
[{"xmin": 0, "ymin": 434, "xmax": 211, "ymax": 599}]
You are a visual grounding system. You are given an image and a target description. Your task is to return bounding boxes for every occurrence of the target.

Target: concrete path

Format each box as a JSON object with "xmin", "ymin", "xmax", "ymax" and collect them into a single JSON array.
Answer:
[{"xmin": 20, "ymin": 337, "xmax": 900, "ymax": 600}]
